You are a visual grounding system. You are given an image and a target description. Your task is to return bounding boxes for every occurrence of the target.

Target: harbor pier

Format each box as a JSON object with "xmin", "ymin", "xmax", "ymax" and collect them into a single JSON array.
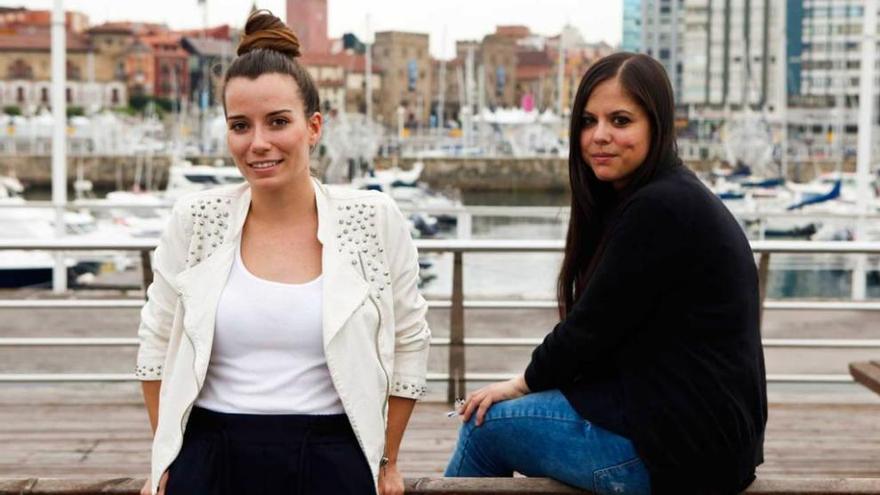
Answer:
[
  {"xmin": 1, "ymin": 238, "xmax": 879, "ymax": 485},
  {"xmin": 0, "ymin": 154, "xmax": 863, "ymax": 192}
]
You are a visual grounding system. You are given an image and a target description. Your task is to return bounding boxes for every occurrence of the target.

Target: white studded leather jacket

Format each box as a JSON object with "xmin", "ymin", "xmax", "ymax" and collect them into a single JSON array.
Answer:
[{"xmin": 136, "ymin": 180, "xmax": 431, "ymax": 494}]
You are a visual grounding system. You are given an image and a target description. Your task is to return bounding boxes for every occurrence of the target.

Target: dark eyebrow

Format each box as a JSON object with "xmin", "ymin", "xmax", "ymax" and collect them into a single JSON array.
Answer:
[
  {"xmin": 226, "ymin": 109, "xmax": 293, "ymax": 122},
  {"xmin": 582, "ymin": 109, "xmax": 636, "ymax": 116}
]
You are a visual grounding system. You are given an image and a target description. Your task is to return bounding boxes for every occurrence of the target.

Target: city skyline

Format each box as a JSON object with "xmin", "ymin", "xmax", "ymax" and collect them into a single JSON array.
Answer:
[{"xmin": 2, "ymin": 0, "xmax": 622, "ymax": 58}]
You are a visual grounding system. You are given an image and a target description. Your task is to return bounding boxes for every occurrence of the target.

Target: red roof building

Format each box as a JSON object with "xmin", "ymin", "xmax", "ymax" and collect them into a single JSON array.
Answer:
[{"xmin": 141, "ymin": 33, "xmax": 190, "ymax": 102}]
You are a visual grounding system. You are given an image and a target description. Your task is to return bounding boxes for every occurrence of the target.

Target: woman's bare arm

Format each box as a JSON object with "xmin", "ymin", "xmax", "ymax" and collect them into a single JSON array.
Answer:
[{"xmin": 141, "ymin": 380, "xmax": 161, "ymax": 435}]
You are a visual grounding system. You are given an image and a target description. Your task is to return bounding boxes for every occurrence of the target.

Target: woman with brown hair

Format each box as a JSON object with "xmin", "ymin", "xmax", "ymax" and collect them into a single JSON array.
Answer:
[
  {"xmin": 137, "ymin": 10, "xmax": 430, "ymax": 495},
  {"xmin": 445, "ymin": 52, "xmax": 767, "ymax": 494}
]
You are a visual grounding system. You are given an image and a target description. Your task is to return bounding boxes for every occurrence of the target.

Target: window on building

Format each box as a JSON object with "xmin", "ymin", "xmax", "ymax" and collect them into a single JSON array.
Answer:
[
  {"xmin": 111, "ymin": 88, "xmax": 119, "ymax": 104},
  {"xmin": 8, "ymin": 59, "xmax": 33, "ymax": 80},
  {"xmin": 66, "ymin": 87, "xmax": 72, "ymax": 103},
  {"xmin": 41, "ymin": 87, "xmax": 48, "ymax": 103},
  {"xmin": 66, "ymin": 61, "xmax": 81, "ymax": 81},
  {"xmin": 16, "ymin": 87, "xmax": 24, "ymax": 103}
]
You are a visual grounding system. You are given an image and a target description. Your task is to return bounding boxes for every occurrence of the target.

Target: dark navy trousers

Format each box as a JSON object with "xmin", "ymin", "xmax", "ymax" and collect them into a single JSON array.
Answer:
[{"xmin": 165, "ymin": 406, "xmax": 375, "ymax": 495}]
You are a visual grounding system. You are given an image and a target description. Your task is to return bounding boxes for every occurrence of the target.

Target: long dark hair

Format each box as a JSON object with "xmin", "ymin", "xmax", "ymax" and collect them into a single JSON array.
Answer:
[
  {"xmin": 222, "ymin": 10, "xmax": 320, "ymax": 117},
  {"xmin": 556, "ymin": 52, "xmax": 682, "ymax": 318}
]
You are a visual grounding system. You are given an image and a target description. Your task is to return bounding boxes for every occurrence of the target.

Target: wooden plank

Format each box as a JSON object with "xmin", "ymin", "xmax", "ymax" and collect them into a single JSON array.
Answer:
[
  {"xmin": 0, "ymin": 478, "xmax": 142, "ymax": 494},
  {"xmin": 2, "ymin": 478, "xmax": 880, "ymax": 495},
  {"xmin": 405, "ymin": 477, "xmax": 587, "ymax": 494},
  {"xmin": 850, "ymin": 361, "xmax": 880, "ymax": 396},
  {"xmin": 746, "ymin": 478, "xmax": 880, "ymax": 494},
  {"xmin": 0, "ymin": 402, "xmax": 879, "ymax": 480}
]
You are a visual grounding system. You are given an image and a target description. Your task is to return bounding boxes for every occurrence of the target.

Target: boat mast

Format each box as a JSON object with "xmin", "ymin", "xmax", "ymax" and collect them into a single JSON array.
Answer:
[
  {"xmin": 365, "ymin": 14, "xmax": 373, "ymax": 124},
  {"xmin": 778, "ymin": 0, "xmax": 788, "ymax": 179},
  {"xmin": 437, "ymin": 27, "xmax": 447, "ymax": 134},
  {"xmin": 556, "ymin": 29, "xmax": 565, "ymax": 118},
  {"xmin": 200, "ymin": 0, "xmax": 209, "ymax": 154}
]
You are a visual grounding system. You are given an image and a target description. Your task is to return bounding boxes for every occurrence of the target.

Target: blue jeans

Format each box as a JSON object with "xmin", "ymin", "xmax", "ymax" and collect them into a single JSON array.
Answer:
[{"xmin": 444, "ymin": 390, "xmax": 651, "ymax": 495}]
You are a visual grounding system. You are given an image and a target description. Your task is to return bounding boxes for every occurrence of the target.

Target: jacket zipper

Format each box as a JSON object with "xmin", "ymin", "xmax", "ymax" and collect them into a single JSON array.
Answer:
[{"xmin": 357, "ymin": 251, "xmax": 390, "ymax": 421}]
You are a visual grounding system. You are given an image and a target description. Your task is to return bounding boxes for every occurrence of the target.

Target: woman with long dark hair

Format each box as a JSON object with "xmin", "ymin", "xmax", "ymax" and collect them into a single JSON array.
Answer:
[{"xmin": 445, "ymin": 52, "xmax": 767, "ymax": 494}]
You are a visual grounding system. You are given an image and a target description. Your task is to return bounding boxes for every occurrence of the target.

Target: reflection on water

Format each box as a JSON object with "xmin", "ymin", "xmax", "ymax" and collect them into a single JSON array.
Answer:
[
  {"xmin": 421, "ymin": 190, "xmax": 880, "ymax": 300},
  {"xmin": 771, "ymin": 269, "xmax": 880, "ymax": 299},
  {"xmin": 22, "ymin": 186, "xmax": 880, "ymax": 299},
  {"xmin": 462, "ymin": 189, "xmax": 569, "ymax": 207},
  {"xmin": 421, "ymin": 249, "xmax": 880, "ymax": 300}
]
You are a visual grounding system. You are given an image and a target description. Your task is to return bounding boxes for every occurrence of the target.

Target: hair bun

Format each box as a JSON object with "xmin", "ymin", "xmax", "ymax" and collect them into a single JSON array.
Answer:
[{"xmin": 238, "ymin": 9, "xmax": 301, "ymax": 58}]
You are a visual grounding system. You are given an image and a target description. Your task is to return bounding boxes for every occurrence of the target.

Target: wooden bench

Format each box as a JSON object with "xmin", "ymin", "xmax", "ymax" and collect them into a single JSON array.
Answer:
[
  {"xmin": 3, "ymin": 477, "xmax": 880, "ymax": 494},
  {"xmin": 850, "ymin": 361, "xmax": 880, "ymax": 396}
]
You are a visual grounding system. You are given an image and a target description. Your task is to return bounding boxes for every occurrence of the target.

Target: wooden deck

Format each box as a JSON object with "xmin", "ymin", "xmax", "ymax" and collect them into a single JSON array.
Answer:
[{"xmin": 1, "ymin": 384, "xmax": 879, "ymax": 480}]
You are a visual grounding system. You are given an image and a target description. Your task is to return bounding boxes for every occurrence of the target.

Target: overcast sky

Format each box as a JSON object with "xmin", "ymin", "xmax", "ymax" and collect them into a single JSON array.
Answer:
[{"xmin": 8, "ymin": 0, "xmax": 622, "ymax": 58}]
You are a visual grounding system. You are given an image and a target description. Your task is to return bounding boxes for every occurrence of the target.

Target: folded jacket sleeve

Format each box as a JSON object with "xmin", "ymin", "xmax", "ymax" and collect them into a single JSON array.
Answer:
[
  {"xmin": 384, "ymin": 197, "xmax": 431, "ymax": 400},
  {"xmin": 135, "ymin": 201, "xmax": 190, "ymax": 381},
  {"xmin": 525, "ymin": 196, "xmax": 683, "ymax": 392}
]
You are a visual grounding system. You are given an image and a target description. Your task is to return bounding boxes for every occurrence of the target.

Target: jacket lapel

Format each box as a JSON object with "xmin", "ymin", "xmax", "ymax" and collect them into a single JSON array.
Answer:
[
  {"xmin": 173, "ymin": 242, "xmax": 235, "ymax": 381},
  {"xmin": 314, "ymin": 181, "xmax": 371, "ymax": 347},
  {"xmin": 171, "ymin": 182, "xmax": 368, "ymax": 367},
  {"xmin": 171, "ymin": 185, "xmax": 247, "ymax": 380}
]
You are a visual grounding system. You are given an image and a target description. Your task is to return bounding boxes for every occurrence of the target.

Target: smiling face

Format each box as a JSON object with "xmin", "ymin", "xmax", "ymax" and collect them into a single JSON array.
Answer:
[
  {"xmin": 224, "ymin": 72, "xmax": 321, "ymax": 191},
  {"xmin": 579, "ymin": 76, "xmax": 651, "ymax": 190}
]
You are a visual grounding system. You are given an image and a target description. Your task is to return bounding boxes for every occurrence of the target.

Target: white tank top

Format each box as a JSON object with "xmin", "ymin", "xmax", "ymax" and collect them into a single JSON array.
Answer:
[{"xmin": 195, "ymin": 242, "xmax": 344, "ymax": 415}]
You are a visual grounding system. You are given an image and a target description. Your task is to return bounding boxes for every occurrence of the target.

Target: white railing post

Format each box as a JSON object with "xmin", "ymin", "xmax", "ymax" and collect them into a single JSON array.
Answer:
[
  {"xmin": 457, "ymin": 210, "xmax": 472, "ymax": 240},
  {"xmin": 852, "ymin": 0, "xmax": 877, "ymax": 301},
  {"xmin": 51, "ymin": 0, "xmax": 67, "ymax": 293}
]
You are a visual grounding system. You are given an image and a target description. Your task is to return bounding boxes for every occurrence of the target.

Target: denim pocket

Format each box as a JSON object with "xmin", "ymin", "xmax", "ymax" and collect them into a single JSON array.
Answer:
[{"xmin": 592, "ymin": 457, "xmax": 651, "ymax": 495}]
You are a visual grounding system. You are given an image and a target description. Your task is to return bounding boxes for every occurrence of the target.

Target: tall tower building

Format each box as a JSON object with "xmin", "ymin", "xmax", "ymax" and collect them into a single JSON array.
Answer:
[
  {"xmin": 622, "ymin": 0, "xmax": 685, "ymax": 101},
  {"xmin": 286, "ymin": 0, "xmax": 331, "ymax": 54},
  {"xmin": 798, "ymin": 0, "xmax": 878, "ymax": 106},
  {"xmin": 621, "ymin": 0, "xmax": 643, "ymax": 53},
  {"xmin": 681, "ymin": 0, "xmax": 785, "ymax": 113},
  {"xmin": 372, "ymin": 31, "xmax": 432, "ymax": 125},
  {"xmin": 789, "ymin": 0, "xmax": 880, "ymax": 156}
]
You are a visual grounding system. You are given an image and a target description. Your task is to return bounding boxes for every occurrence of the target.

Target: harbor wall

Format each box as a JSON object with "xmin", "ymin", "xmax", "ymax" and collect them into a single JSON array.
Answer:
[
  {"xmin": 373, "ymin": 157, "xmax": 858, "ymax": 191},
  {"xmin": 0, "ymin": 154, "xmax": 859, "ymax": 192},
  {"xmin": 0, "ymin": 154, "xmax": 175, "ymax": 191}
]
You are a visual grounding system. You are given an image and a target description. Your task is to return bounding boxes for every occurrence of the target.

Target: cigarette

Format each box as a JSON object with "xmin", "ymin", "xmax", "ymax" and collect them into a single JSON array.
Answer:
[{"xmin": 445, "ymin": 398, "xmax": 466, "ymax": 418}]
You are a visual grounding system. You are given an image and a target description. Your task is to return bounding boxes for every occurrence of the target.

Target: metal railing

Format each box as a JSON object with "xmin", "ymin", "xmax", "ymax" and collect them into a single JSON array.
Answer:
[{"xmin": 1, "ymin": 239, "xmax": 879, "ymax": 402}]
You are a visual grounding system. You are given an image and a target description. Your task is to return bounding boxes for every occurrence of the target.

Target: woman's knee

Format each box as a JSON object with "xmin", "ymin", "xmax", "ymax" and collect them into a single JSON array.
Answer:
[{"xmin": 476, "ymin": 390, "xmax": 579, "ymax": 423}]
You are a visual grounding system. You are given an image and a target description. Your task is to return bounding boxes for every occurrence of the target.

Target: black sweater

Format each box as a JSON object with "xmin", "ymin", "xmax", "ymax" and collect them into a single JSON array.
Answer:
[{"xmin": 525, "ymin": 166, "xmax": 767, "ymax": 494}]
